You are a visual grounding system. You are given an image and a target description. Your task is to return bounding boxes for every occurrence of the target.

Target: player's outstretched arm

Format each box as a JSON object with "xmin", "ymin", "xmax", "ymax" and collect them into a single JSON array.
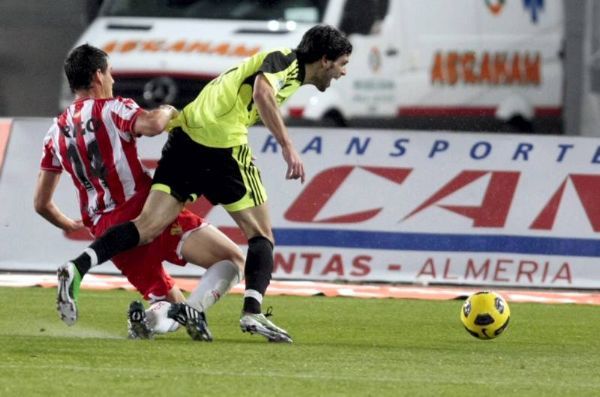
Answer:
[
  {"xmin": 33, "ymin": 170, "xmax": 85, "ymax": 232},
  {"xmin": 253, "ymin": 74, "xmax": 305, "ymax": 183},
  {"xmin": 133, "ymin": 105, "xmax": 179, "ymax": 137}
]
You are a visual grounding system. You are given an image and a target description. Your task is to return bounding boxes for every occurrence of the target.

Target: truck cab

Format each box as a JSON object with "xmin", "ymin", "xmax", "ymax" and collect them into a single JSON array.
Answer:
[{"xmin": 61, "ymin": 0, "xmax": 564, "ymax": 133}]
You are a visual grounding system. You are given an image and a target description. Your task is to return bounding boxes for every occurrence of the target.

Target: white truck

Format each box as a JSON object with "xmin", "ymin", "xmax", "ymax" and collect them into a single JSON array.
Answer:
[{"xmin": 61, "ymin": 0, "xmax": 564, "ymax": 132}]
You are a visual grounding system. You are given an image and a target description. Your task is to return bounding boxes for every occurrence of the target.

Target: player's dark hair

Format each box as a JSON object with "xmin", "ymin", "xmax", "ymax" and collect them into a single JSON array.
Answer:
[
  {"xmin": 296, "ymin": 25, "xmax": 353, "ymax": 64},
  {"xmin": 64, "ymin": 43, "xmax": 108, "ymax": 93}
]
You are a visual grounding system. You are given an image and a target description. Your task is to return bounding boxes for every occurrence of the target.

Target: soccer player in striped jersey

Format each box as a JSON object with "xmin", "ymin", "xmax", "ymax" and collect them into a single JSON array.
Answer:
[
  {"xmin": 34, "ymin": 44, "xmax": 245, "ymax": 340},
  {"xmin": 58, "ymin": 26, "xmax": 352, "ymax": 343}
]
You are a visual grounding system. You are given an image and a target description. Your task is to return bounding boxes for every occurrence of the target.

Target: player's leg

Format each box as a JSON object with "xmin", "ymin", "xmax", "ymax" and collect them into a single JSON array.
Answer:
[
  {"xmin": 160, "ymin": 210, "xmax": 244, "ymax": 341},
  {"xmin": 227, "ymin": 204, "xmax": 273, "ymax": 313},
  {"xmin": 114, "ymin": 248, "xmax": 181, "ymax": 339},
  {"xmin": 228, "ymin": 206, "xmax": 292, "ymax": 343},
  {"xmin": 180, "ymin": 224, "xmax": 244, "ymax": 312},
  {"xmin": 205, "ymin": 143, "xmax": 291, "ymax": 342},
  {"xmin": 57, "ymin": 190, "xmax": 183, "ymax": 326},
  {"xmin": 138, "ymin": 287, "xmax": 185, "ymax": 336},
  {"xmin": 128, "ymin": 298, "xmax": 183, "ymax": 339},
  {"xmin": 134, "ymin": 286, "xmax": 184, "ymax": 336},
  {"xmin": 68, "ymin": 190, "xmax": 183, "ymax": 276}
]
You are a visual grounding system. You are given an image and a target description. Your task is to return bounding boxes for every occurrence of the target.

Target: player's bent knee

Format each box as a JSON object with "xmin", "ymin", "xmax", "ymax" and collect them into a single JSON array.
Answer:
[{"xmin": 230, "ymin": 250, "xmax": 245, "ymax": 270}]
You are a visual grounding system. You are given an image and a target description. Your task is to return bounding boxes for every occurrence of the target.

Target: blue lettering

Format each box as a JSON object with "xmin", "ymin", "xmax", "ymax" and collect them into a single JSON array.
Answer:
[
  {"xmin": 345, "ymin": 137, "xmax": 371, "ymax": 155},
  {"xmin": 513, "ymin": 143, "xmax": 533, "ymax": 161},
  {"xmin": 390, "ymin": 138, "xmax": 409, "ymax": 157},
  {"xmin": 302, "ymin": 137, "xmax": 322, "ymax": 154},
  {"xmin": 556, "ymin": 144, "xmax": 573, "ymax": 162},
  {"xmin": 592, "ymin": 146, "xmax": 600, "ymax": 164},
  {"xmin": 470, "ymin": 141, "xmax": 492, "ymax": 160},
  {"xmin": 261, "ymin": 135, "xmax": 278, "ymax": 153},
  {"xmin": 429, "ymin": 140, "xmax": 449, "ymax": 158}
]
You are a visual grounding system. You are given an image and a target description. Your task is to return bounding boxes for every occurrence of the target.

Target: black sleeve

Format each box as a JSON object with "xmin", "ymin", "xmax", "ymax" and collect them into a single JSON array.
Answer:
[{"xmin": 258, "ymin": 50, "xmax": 296, "ymax": 74}]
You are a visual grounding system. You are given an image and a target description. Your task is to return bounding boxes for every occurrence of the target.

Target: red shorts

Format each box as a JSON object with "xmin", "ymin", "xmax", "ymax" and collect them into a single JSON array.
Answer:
[{"xmin": 91, "ymin": 188, "xmax": 205, "ymax": 301}]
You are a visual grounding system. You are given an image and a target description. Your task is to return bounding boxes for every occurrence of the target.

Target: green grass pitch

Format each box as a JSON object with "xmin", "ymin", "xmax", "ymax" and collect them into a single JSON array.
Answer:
[{"xmin": 1, "ymin": 286, "xmax": 600, "ymax": 396}]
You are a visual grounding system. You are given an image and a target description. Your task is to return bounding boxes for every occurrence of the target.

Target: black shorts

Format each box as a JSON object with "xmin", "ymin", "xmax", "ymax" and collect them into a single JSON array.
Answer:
[{"xmin": 152, "ymin": 128, "xmax": 267, "ymax": 211}]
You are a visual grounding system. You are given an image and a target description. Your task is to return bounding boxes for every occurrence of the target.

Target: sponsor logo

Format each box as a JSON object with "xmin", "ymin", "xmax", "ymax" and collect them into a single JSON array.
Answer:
[
  {"xmin": 484, "ymin": 0, "xmax": 505, "ymax": 15},
  {"xmin": 103, "ymin": 40, "xmax": 260, "ymax": 57},
  {"xmin": 523, "ymin": 0, "xmax": 544, "ymax": 23},
  {"xmin": 170, "ymin": 223, "xmax": 183, "ymax": 236},
  {"xmin": 431, "ymin": 51, "xmax": 541, "ymax": 86}
]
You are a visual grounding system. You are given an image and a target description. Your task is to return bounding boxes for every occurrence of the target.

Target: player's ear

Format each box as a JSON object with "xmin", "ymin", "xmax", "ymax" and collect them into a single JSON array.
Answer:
[
  {"xmin": 321, "ymin": 55, "xmax": 334, "ymax": 70},
  {"xmin": 92, "ymin": 69, "xmax": 104, "ymax": 85}
]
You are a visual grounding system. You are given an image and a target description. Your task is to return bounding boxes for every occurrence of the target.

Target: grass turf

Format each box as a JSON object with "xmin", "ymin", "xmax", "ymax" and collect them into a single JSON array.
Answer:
[{"xmin": 1, "ymin": 286, "xmax": 600, "ymax": 396}]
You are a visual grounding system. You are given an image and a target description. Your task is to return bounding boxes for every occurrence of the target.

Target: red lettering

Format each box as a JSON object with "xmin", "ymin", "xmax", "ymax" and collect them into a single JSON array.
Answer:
[
  {"xmin": 187, "ymin": 41, "xmax": 211, "ymax": 53},
  {"xmin": 286, "ymin": 166, "xmax": 410, "ymax": 223},
  {"xmin": 516, "ymin": 260, "xmax": 538, "ymax": 283},
  {"xmin": 447, "ymin": 51, "xmax": 459, "ymax": 85},
  {"xmin": 211, "ymin": 43, "xmax": 230, "ymax": 55},
  {"xmin": 493, "ymin": 53, "xmax": 507, "ymax": 84},
  {"xmin": 404, "ymin": 170, "xmax": 519, "ymax": 227},
  {"xmin": 417, "ymin": 258, "xmax": 437, "ymax": 278},
  {"xmin": 531, "ymin": 174, "xmax": 600, "ymax": 232},
  {"xmin": 462, "ymin": 52, "xmax": 477, "ymax": 84},
  {"xmin": 530, "ymin": 179, "xmax": 567, "ymax": 230},
  {"xmin": 120, "ymin": 40, "xmax": 138, "ymax": 53},
  {"xmin": 465, "ymin": 258, "xmax": 490, "ymax": 279},
  {"xmin": 274, "ymin": 252, "xmax": 295, "ymax": 274},
  {"xmin": 351, "ymin": 255, "xmax": 372, "ymax": 276},
  {"xmin": 167, "ymin": 40, "xmax": 186, "ymax": 52},
  {"xmin": 142, "ymin": 40, "xmax": 163, "ymax": 52},
  {"xmin": 552, "ymin": 263, "xmax": 572, "ymax": 283},
  {"xmin": 431, "ymin": 51, "xmax": 444, "ymax": 84},
  {"xmin": 103, "ymin": 41, "xmax": 117, "ymax": 53},
  {"xmin": 541, "ymin": 261, "xmax": 550, "ymax": 282},
  {"xmin": 301, "ymin": 253, "xmax": 321, "ymax": 274},
  {"xmin": 321, "ymin": 254, "xmax": 345, "ymax": 276},
  {"xmin": 524, "ymin": 53, "xmax": 541, "ymax": 85},
  {"xmin": 510, "ymin": 52, "xmax": 522, "ymax": 84},
  {"xmin": 570, "ymin": 175, "xmax": 600, "ymax": 231},
  {"xmin": 479, "ymin": 52, "xmax": 491, "ymax": 83},
  {"xmin": 493, "ymin": 259, "xmax": 512, "ymax": 282},
  {"xmin": 442, "ymin": 258, "xmax": 458, "ymax": 279}
]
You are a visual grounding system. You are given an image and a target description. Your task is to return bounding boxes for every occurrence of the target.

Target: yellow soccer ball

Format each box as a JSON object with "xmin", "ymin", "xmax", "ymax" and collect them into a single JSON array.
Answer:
[{"xmin": 460, "ymin": 291, "xmax": 510, "ymax": 340}]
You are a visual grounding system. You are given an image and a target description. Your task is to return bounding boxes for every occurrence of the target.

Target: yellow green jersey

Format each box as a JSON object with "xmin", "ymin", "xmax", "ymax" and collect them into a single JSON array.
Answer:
[{"xmin": 171, "ymin": 48, "xmax": 305, "ymax": 148}]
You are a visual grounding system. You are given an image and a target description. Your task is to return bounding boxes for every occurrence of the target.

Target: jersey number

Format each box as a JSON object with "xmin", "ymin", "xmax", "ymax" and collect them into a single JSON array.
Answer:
[{"xmin": 61, "ymin": 117, "xmax": 107, "ymax": 190}]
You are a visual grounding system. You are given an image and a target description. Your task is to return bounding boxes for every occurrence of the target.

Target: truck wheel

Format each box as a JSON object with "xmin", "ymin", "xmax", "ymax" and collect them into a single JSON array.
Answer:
[
  {"xmin": 505, "ymin": 115, "xmax": 534, "ymax": 133},
  {"xmin": 321, "ymin": 110, "xmax": 347, "ymax": 127}
]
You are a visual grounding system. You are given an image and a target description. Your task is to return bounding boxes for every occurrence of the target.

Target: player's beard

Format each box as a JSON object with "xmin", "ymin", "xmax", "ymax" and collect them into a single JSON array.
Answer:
[{"xmin": 316, "ymin": 76, "xmax": 331, "ymax": 92}]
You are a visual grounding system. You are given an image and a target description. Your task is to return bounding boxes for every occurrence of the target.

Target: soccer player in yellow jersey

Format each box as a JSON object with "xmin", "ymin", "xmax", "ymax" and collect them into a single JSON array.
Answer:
[{"xmin": 60, "ymin": 25, "xmax": 352, "ymax": 343}]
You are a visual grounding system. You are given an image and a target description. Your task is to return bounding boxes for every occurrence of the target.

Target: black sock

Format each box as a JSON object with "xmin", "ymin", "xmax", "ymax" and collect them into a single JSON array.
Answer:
[
  {"xmin": 72, "ymin": 221, "xmax": 140, "ymax": 276},
  {"xmin": 243, "ymin": 236, "xmax": 273, "ymax": 314}
]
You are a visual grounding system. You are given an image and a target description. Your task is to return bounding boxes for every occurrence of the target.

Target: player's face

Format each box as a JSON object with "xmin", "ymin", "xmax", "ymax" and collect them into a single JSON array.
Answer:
[{"xmin": 315, "ymin": 53, "xmax": 350, "ymax": 92}]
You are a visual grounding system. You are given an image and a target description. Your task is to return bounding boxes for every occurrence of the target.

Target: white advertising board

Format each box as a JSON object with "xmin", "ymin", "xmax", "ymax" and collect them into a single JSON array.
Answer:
[{"xmin": 1, "ymin": 118, "xmax": 599, "ymax": 289}]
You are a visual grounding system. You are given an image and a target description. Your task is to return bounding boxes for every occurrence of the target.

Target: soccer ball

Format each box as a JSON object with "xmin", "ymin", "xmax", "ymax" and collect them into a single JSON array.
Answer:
[{"xmin": 460, "ymin": 291, "xmax": 510, "ymax": 340}]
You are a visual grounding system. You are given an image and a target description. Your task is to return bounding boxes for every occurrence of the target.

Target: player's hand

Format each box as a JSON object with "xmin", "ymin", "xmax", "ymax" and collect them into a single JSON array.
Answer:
[
  {"xmin": 282, "ymin": 146, "xmax": 305, "ymax": 183},
  {"xmin": 159, "ymin": 104, "xmax": 178, "ymax": 116},
  {"xmin": 64, "ymin": 219, "xmax": 85, "ymax": 233}
]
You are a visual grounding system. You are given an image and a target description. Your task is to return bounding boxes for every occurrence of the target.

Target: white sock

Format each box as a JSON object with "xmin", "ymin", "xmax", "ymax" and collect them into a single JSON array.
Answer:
[
  {"xmin": 83, "ymin": 248, "xmax": 99, "ymax": 268},
  {"xmin": 244, "ymin": 289, "xmax": 263, "ymax": 303},
  {"xmin": 145, "ymin": 301, "xmax": 180, "ymax": 334},
  {"xmin": 187, "ymin": 260, "xmax": 243, "ymax": 312}
]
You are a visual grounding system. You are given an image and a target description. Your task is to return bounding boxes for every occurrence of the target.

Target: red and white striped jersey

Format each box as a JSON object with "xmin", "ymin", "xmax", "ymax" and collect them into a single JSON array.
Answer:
[{"xmin": 40, "ymin": 96, "xmax": 151, "ymax": 227}]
